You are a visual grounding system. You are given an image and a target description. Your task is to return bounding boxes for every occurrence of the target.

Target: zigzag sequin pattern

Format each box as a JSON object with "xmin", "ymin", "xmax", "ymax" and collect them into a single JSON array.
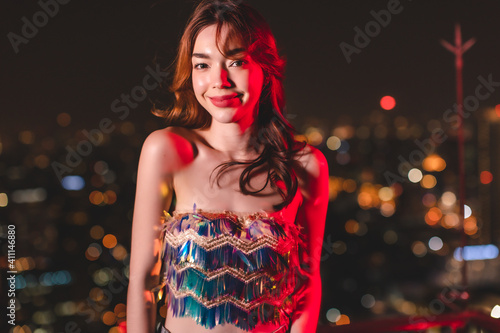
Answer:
[{"xmin": 159, "ymin": 209, "xmax": 304, "ymax": 331}]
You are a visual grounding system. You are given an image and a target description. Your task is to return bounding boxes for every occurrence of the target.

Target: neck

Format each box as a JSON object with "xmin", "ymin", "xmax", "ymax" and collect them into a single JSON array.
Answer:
[{"xmin": 203, "ymin": 116, "xmax": 261, "ymax": 160}]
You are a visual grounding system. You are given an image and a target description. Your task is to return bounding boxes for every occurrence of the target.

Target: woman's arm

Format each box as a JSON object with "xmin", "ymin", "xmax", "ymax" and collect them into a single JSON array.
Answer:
[
  {"xmin": 290, "ymin": 145, "xmax": 329, "ymax": 333},
  {"xmin": 126, "ymin": 128, "xmax": 195, "ymax": 332}
]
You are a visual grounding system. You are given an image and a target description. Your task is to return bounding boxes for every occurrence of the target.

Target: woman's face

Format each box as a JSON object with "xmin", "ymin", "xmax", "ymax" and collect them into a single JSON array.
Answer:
[{"xmin": 191, "ymin": 24, "xmax": 264, "ymax": 126}]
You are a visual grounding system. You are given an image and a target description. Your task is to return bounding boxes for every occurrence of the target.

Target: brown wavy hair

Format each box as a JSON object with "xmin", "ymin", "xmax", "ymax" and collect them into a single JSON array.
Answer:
[{"xmin": 152, "ymin": 0, "xmax": 306, "ymax": 210}]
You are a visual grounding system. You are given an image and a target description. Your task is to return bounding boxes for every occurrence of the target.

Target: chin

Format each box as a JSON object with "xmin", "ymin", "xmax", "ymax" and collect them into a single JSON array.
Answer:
[{"xmin": 209, "ymin": 110, "xmax": 238, "ymax": 123}]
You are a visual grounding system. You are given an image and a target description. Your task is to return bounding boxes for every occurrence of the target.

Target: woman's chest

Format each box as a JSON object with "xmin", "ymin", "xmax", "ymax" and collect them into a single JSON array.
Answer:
[{"xmin": 171, "ymin": 153, "xmax": 286, "ymax": 213}]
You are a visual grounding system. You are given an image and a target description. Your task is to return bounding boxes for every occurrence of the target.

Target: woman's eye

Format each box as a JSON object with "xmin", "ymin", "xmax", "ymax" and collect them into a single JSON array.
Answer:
[
  {"xmin": 193, "ymin": 63, "xmax": 208, "ymax": 69},
  {"xmin": 231, "ymin": 59, "xmax": 246, "ymax": 67},
  {"xmin": 193, "ymin": 60, "xmax": 246, "ymax": 69}
]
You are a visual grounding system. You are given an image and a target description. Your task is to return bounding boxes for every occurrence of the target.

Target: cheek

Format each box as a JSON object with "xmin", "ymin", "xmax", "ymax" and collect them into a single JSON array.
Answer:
[
  {"xmin": 191, "ymin": 74, "xmax": 206, "ymax": 95},
  {"xmin": 248, "ymin": 69, "xmax": 264, "ymax": 95}
]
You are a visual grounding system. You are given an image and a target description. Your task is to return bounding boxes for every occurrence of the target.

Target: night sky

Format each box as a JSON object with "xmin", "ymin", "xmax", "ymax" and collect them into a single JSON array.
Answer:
[{"xmin": 2, "ymin": 0, "xmax": 500, "ymax": 135}]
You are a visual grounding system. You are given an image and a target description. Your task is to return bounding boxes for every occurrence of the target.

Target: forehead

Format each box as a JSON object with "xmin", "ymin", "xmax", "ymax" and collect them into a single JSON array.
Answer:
[{"xmin": 193, "ymin": 25, "xmax": 244, "ymax": 54}]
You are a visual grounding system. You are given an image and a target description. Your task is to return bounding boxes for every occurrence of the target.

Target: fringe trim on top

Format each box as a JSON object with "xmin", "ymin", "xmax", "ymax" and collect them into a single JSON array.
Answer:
[
  {"xmin": 165, "ymin": 240, "xmax": 292, "ymax": 275},
  {"xmin": 163, "ymin": 259, "xmax": 295, "ymax": 307},
  {"xmin": 156, "ymin": 208, "xmax": 306, "ymax": 331},
  {"xmin": 165, "ymin": 289, "xmax": 294, "ymax": 331}
]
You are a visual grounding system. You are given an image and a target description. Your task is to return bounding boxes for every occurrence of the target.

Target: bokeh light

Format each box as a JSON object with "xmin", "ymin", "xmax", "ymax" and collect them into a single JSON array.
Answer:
[
  {"xmin": 491, "ymin": 305, "xmax": 500, "ymax": 319},
  {"xmin": 361, "ymin": 294, "xmax": 376, "ymax": 308},
  {"xmin": 305, "ymin": 127, "xmax": 324, "ymax": 146},
  {"xmin": 422, "ymin": 193, "xmax": 437, "ymax": 207},
  {"xmin": 56, "ymin": 112, "xmax": 71, "ymax": 127},
  {"xmin": 480, "ymin": 171, "xmax": 493, "ymax": 184},
  {"xmin": 383, "ymin": 230, "xmax": 398, "ymax": 244},
  {"xmin": 94, "ymin": 161, "xmax": 109, "ymax": 175},
  {"xmin": 93, "ymin": 268, "xmax": 113, "ymax": 286},
  {"xmin": 358, "ymin": 192, "xmax": 372, "ymax": 209},
  {"xmin": 86, "ymin": 243, "xmax": 102, "ymax": 261},
  {"xmin": 408, "ymin": 169, "xmax": 423, "ymax": 183},
  {"xmin": 114, "ymin": 303, "xmax": 127, "ymax": 319},
  {"xmin": 412, "ymin": 241, "xmax": 427, "ymax": 257},
  {"xmin": 332, "ymin": 241, "xmax": 347, "ymax": 255},
  {"xmin": 120, "ymin": 121, "xmax": 135, "ymax": 135},
  {"xmin": 102, "ymin": 311, "xmax": 117, "ymax": 326},
  {"xmin": 0, "ymin": 193, "xmax": 8, "ymax": 207},
  {"xmin": 19, "ymin": 130, "xmax": 35, "ymax": 144},
  {"xmin": 464, "ymin": 216, "xmax": 478, "ymax": 235},
  {"xmin": 326, "ymin": 308, "xmax": 341, "ymax": 322},
  {"xmin": 12, "ymin": 188, "xmax": 47, "ymax": 203},
  {"xmin": 422, "ymin": 154, "xmax": 446, "ymax": 172},
  {"xmin": 333, "ymin": 126, "xmax": 355, "ymax": 140},
  {"xmin": 326, "ymin": 136, "xmax": 341, "ymax": 151},
  {"xmin": 380, "ymin": 201, "xmax": 395, "ymax": 217},
  {"xmin": 90, "ymin": 225, "xmax": 105, "ymax": 240},
  {"xmin": 111, "ymin": 245, "xmax": 128, "ymax": 261},
  {"xmin": 103, "ymin": 190, "xmax": 117, "ymax": 205},
  {"xmin": 337, "ymin": 140, "xmax": 350, "ymax": 153},
  {"xmin": 454, "ymin": 245, "xmax": 499, "ymax": 261},
  {"xmin": 336, "ymin": 314, "xmax": 351, "ymax": 325},
  {"xmin": 55, "ymin": 301, "xmax": 77, "ymax": 316},
  {"xmin": 442, "ymin": 213, "xmax": 460, "ymax": 228},
  {"xmin": 345, "ymin": 219, "xmax": 360, "ymax": 234},
  {"xmin": 103, "ymin": 234, "xmax": 118, "ymax": 249},
  {"xmin": 425, "ymin": 207, "xmax": 442, "ymax": 226},
  {"xmin": 89, "ymin": 191, "xmax": 105, "ymax": 205},
  {"xmin": 34, "ymin": 154, "xmax": 50, "ymax": 169},
  {"xmin": 89, "ymin": 287, "xmax": 105, "ymax": 301},
  {"xmin": 342, "ymin": 179, "xmax": 357, "ymax": 193},
  {"xmin": 61, "ymin": 175, "xmax": 85, "ymax": 191},
  {"xmin": 380, "ymin": 95, "xmax": 396, "ymax": 110},
  {"xmin": 394, "ymin": 116, "xmax": 408, "ymax": 129},
  {"xmin": 464, "ymin": 205, "xmax": 472, "ymax": 219},
  {"xmin": 420, "ymin": 174, "xmax": 437, "ymax": 189},
  {"xmin": 378, "ymin": 187, "xmax": 394, "ymax": 201},
  {"xmin": 428, "ymin": 236, "xmax": 443, "ymax": 251},
  {"xmin": 441, "ymin": 191, "xmax": 457, "ymax": 206}
]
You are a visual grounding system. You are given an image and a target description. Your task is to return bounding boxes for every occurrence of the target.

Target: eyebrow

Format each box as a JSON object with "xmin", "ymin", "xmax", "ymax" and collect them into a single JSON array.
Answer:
[{"xmin": 192, "ymin": 47, "xmax": 246, "ymax": 59}]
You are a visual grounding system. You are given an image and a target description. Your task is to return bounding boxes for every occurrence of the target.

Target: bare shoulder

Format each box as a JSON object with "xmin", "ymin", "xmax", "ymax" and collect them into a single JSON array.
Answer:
[
  {"xmin": 295, "ymin": 143, "xmax": 329, "ymax": 179},
  {"xmin": 140, "ymin": 126, "xmax": 197, "ymax": 174}
]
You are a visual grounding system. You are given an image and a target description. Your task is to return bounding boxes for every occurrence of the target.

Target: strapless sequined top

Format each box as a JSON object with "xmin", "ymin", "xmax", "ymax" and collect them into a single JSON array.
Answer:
[{"xmin": 158, "ymin": 207, "xmax": 306, "ymax": 331}]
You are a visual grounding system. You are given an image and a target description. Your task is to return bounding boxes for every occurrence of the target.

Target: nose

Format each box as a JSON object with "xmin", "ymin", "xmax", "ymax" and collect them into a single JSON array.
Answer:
[{"xmin": 212, "ymin": 65, "xmax": 231, "ymax": 89}]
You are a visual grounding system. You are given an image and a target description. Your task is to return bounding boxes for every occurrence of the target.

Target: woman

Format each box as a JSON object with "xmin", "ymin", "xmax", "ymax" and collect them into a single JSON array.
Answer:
[{"xmin": 126, "ymin": 1, "xmax": 329, "ymax": 332}]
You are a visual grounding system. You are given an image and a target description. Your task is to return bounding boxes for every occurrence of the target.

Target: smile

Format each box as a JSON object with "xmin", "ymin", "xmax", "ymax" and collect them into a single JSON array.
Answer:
[{"xmin": 208, "ymin": 94, "xmax": 242, "ymax": 107}]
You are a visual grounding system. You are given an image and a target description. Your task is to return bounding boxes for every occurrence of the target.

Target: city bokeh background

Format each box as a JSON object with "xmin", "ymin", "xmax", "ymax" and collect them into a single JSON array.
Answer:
[{"xmin": 1, "ymin": 0, "xmax": 500, "ymax": 332}]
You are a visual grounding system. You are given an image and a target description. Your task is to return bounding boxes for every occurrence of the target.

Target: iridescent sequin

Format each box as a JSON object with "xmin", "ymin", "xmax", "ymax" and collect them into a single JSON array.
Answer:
[{"xmin": 158, "ymin": 208, "xmax": 305, "ymax": 331}]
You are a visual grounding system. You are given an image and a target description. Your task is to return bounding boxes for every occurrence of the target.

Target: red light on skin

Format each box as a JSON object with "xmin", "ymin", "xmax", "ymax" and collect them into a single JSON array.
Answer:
[
  {"xmin": 495, "ymin": 104, "xmax": 500, "ymax": 118},
  {"xmin": 480, "ymin": 171, "xmax": 493, "ymax": 184},
  {"xmin": 380, "ymin": 96, "xmax": 396, "ymax": 110}
]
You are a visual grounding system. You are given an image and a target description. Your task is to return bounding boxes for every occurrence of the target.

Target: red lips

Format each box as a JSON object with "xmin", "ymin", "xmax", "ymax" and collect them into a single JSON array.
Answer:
[
  {"xmin": 208, "ymin": 93, "xmax": 241, "ymax": 108},
  {"xmin": 209, "ymin": 93, "xmax": 241, "ymax": 102}
]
